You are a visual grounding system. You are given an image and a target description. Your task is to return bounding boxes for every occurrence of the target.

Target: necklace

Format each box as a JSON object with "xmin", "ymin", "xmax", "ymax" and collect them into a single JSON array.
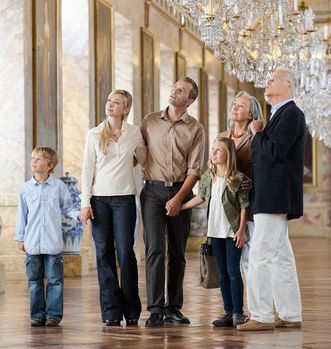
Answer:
[{"xmin": 231, "ymin": 130, "xmax": 246, "ymax": 138}]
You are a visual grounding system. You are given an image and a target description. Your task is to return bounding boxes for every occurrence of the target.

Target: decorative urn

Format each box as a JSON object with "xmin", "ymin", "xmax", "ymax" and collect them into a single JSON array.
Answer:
[{"xmin": 60, "ymin": 172, "xmax": 83, "ymax": 254}]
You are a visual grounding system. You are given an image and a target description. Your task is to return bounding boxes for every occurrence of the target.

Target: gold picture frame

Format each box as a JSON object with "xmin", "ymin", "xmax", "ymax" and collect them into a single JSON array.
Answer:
[
  {"xmin": 199, "ymin": 68, "xmax": 209, "ymax": 167},
  {"xmin": 94, "ymin": 0, "xmax": 114, "ymax": 125},
  {"xmin": 303, "ymin": 131, "xmax": 317, "ymax": 187},
  {"xmin": 219, "ymin": 80, "xmax": 227, "ymax": 132},
  {"xmin": 141, "ymin": 28, "xmax": 155, "ymax": 118},
  {"xmin": 32, "ymin": 0, "xmax": 59, "ymax": 149},
  {"xmin": 175, "ymin": 52, "xmax": 186, "ymax": 81}
]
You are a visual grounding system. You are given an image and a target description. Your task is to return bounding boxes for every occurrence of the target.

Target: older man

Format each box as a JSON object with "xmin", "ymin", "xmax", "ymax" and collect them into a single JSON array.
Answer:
[
  {"xmin": 140, "ymin": 77, "xmax": 205, "ymax": 327},
  {"xmin": 237, "ymin": 67, "xmax": 305, "ymax": 331}
]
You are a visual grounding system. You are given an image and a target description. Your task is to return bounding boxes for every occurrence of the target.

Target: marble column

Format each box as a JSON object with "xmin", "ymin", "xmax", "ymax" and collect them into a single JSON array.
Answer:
[
  {"xmin": 322, "ymin": 146, "xmax": 331, "ymax": 234},
  {"xmin": 0, "ymin": 0, "xmax": 27, "ymax": 279},
  {"xmin": 186, "ymin": 65, "xmax": 200, "ymax": 119},
  {"xmin": 114, "ymin": 11, "xmax": 145, "ymax": 262},
  {"xmin": 62, "ymin": 0, "xmax": 91, "ymax": 275},
  {"xmin": 208, "ymin": 77, "xmax": 219, "ymax": 148},
  {"xmin": 114, "ymin": 12, "xmax": 134, "ymax": 122},
  {"xmin": 159, "ymin": 44, "xmax": 174, "ymax": 110}
]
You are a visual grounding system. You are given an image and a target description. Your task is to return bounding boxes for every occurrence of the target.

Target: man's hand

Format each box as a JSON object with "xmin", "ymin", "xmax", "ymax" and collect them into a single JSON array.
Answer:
[
  {"xmin": 79, "ymin": 207, "xmax": 94, "ymax": 224},
  {"xmin": 251, "ymin": 120, "xmax": 264, "ymax": 135},
  {"xmin": 165, "ymin": 196, "xmax": 182, "ymax": 216},
  {"xmin": 17, "ymin": 241, "xmax": 25, "ymax": 252}
]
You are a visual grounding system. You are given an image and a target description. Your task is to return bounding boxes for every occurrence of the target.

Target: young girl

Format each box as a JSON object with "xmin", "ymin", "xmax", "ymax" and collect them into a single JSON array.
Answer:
[{"xmin": 182, "ymin": 136, "xmax": 249, "ymax": 327}]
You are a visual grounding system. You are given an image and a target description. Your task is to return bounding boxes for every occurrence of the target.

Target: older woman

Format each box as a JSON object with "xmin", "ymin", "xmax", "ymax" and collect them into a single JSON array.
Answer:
[{"xmin": 219, "ymin": 91, "xmax": 263, "ymax": 278}]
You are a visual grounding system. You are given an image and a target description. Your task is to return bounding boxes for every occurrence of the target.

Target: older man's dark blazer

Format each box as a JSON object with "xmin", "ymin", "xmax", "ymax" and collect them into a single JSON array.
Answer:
[{"xmin": 250, "ymin": 100, "xmax": 306, "ymax": 220}]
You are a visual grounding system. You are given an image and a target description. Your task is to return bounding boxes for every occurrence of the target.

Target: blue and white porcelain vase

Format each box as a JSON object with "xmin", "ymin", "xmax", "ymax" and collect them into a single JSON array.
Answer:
[{"xmin": 60, "ymin": 172, "xmax": 83, "ymax": 254}]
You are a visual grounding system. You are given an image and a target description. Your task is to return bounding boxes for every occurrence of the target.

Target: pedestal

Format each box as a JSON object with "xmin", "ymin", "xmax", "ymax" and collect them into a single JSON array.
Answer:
[
  {"xmin": 63, "ymin": 247, "xmax": 89, "ymax": 277},
  {"xmin": 0, "ymin": 263, "xmax": 5, "ymax": 293}
]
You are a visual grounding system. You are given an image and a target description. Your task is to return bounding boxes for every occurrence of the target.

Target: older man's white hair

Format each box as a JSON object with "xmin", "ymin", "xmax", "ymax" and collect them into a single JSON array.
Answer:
[{"xmin": 274, "ymin": 66, "xmax": 297, "ymax": 94}]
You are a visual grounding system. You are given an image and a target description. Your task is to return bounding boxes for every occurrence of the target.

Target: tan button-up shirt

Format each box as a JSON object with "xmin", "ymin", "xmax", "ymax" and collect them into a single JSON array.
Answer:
[{"xmin": 140, "ymin": 108, "xmax": 205, "ymax": 182}]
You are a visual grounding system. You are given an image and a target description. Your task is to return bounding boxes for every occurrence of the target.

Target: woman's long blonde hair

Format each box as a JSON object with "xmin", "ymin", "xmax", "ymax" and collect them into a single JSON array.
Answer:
[
  {"xmin": 209, "ymin": 136, "xmax": 238, "ymax": 187},
  {"xmin": 99, "ymin": 89, "xmax": 133, "ymax": 154}
]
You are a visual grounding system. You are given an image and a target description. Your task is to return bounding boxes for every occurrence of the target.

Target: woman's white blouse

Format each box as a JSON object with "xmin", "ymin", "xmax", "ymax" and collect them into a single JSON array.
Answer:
[
  {"xmin": 207, "ymin": 176, "xmax": 234, "ymax": 239},
  {"xmin": 81, "ymin": 120, "xmax": 146, "ymax": 208}
]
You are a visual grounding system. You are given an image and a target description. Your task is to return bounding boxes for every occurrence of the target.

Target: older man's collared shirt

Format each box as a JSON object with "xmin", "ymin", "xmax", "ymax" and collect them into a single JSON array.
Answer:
[
  {"xmin": 270, "ymin": 98, "xmax": 294, "ymax": 120},
  {"xmin": 15, "ymin": 175, "xmax": 78, "ymax": 255},
  {"xmin": 81, "ymin": 120, "xmax": 146, "ymax": 208},
  {"xmin": 140, "ymin": 108, "xmax": 205, "ymax": 181}
]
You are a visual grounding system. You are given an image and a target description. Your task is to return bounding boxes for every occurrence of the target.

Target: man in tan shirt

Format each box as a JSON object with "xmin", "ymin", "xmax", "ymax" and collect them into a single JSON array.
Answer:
[{"xmin": 140, "ymin": 77, "xmax": 205, "ymax": 327}]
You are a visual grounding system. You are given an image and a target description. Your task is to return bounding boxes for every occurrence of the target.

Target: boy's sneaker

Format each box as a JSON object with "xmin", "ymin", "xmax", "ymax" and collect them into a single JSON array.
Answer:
[
  {"xmin": 212, "ymin": 313, "xmax": 233, "ymax": 327},
  {"xmin": 46, "ymin": 318, "xmax": 60, "ymax": 327},
  {"xmin": 31, "ymin": 318, "xmax": 45, "ymax": 327},
  {"xmin": 233, "ymin": 313, "xmax": 248, "ymax": 327}
]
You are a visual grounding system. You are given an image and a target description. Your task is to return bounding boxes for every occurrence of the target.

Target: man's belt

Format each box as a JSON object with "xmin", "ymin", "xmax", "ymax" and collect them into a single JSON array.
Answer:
[{"xmin": 145, "ymin": 180, "xmax": 183, "ymax": 187}]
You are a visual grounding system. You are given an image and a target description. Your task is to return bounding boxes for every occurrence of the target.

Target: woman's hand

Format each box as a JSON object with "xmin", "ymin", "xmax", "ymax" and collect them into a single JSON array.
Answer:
[
  {"xmin": 251, "ymin": 119, "xmax": 263, "ymax": 135},
  {"xmin": 79, "ymin": 207, "xmax": 94, "ymax": 224},
  {"xmin": 241, "ymin": 176, "xmax": 252, "ymax": 191},
  {"xmin": 233, "ymin": 229, "xmax": 246, "ymax": 248}
]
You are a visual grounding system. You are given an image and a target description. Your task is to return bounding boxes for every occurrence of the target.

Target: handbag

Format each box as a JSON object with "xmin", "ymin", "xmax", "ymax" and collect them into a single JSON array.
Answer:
[{"xmin": 199, "ymin": 238, "xmax": 219, "ymax": 289}]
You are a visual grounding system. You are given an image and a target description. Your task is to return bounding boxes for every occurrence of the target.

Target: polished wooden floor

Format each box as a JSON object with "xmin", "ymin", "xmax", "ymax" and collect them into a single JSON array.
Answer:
[{"xmin": 0, "ymin": 238, "xmax": 330, "ymax": 349}]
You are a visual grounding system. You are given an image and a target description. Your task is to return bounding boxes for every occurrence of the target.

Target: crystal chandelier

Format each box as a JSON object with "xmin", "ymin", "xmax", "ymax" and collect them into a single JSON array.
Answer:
[
  {"xmin": 296, "ymin": 38, "xmax": 331, "ymax": 148},
  {"xmin": 166, "ymin": 0, "xmax": 331, "ymax": 148}
]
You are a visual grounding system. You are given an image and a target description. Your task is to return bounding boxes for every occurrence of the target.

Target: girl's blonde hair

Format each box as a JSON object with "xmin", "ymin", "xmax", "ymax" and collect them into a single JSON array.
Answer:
[
  {"xmin": 99, "ymin": 89, "xmax": 133, "ymax": 154},
  {"xmin": 209, "ymin": 136, "xmax": 237, "ymax": 187}
]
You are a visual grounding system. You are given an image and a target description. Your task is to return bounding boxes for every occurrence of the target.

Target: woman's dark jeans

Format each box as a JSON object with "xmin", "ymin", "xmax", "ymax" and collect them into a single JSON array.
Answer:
[
  {"xmin": 91, "ymin": 195, "xmax": 141, "ymax": 322},
  {"xmin": 210, "ymin": 237, "xmax": 243, "ymax": 315}
]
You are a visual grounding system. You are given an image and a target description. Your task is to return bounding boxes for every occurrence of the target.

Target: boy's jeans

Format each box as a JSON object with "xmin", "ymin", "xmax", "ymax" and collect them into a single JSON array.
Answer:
[{"xmin": 25, "ymin": 253, "xmax": 63, "ymax": 322}]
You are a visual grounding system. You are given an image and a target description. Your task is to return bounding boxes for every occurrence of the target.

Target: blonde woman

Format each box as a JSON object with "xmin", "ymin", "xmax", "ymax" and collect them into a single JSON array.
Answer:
[
  {"xmin": 182, "ymin": 137, "xmax": 249, "ymax": 327},
  {"xmin": 79, "ymin": 90, "xmax": 145, "ymax": 327}
]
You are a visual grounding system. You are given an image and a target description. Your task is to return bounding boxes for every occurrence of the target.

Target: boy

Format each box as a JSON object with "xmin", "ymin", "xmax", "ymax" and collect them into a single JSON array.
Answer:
[{"xmin": 15, "ymin": 147, "xmax": 78, "ymax": 327}]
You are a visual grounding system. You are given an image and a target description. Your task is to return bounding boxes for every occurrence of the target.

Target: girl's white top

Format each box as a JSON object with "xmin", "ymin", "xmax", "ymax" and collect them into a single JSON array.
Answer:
[{"xmin": 207, "ymin": 176, "xmax": 234, "ymax": 239}]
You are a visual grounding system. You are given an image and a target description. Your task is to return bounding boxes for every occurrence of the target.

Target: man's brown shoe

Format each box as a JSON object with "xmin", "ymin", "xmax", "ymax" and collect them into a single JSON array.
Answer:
[
  {"xmin": 275, "ymin": 318, "xmax": 301, "ymax": 328},
  {"xmin": 237, "ymin": 319, "xmax": 275, "ymax": 331}
]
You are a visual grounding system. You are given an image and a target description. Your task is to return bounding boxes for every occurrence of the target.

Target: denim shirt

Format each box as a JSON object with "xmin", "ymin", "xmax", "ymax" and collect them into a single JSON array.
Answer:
[
  {"xmin": 198, "ymin": 170, "xmax": 250, "ymax": 235},
  {"xmin": 15, "ymin": 175, "xmax": 79, "ymax": 255}
]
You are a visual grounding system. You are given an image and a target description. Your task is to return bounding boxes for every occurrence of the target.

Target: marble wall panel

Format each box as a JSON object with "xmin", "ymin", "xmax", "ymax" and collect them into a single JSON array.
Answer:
[
  {"xmin": 186, "ymin": 66, "xmax": 199, "ymax": 119},
  {"xmin": 149, "ymin": 5, "xmax": 179, "ymax": 52},
  {"xmin": 159, "ymin": 45, "xmax": 174, "ymax": 110},
  {"xmin": 0, "ymin": 1, "xmax": 26, "ymax": 265},
  {"xmin": 182, "ymin": 31, "xmax": 202, "ymax": 68},
  {"xmin": 208, "ymin": 77, "xmax": 219, "ymax": 147},
  {"xmin": 62, "ymin": 0, "xmax": 90, "ymax": 185},
  {"xmin": 0, "ymin": 0, "xmax": 25, "ymax": 195},
  {"xmin": 204, "ymin": 48, "xmax": 222, "ymax": 80},
  {"xmin": 114, "ymin": 12, "xmax": 134, "ymax": 124}
]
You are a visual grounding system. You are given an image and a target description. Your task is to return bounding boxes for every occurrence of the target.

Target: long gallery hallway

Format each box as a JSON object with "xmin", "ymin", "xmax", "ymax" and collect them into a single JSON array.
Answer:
[{"xmin": 0, "ymin": 238, "xmax": 330, "ymax": 349}]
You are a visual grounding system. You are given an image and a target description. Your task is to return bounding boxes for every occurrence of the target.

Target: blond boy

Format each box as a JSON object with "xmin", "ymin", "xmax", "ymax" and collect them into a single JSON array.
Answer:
[{"xmin": 15, "ymin": 147, "xmax": 78, "ymax": 327}]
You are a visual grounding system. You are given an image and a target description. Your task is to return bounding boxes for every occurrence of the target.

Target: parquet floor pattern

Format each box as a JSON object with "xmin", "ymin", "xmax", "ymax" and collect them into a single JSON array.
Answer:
[{"xmin": 0, "ymin": 238, "xmax": 330, "ymax": 348}]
